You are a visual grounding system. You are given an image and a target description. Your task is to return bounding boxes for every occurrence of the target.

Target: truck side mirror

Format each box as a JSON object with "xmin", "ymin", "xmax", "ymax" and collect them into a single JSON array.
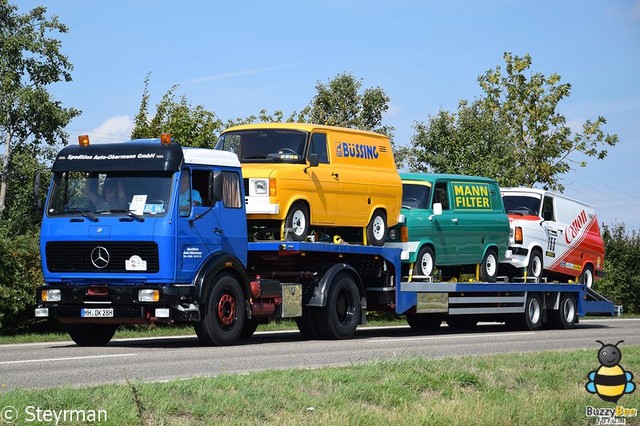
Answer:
[
  {"xmin": 33, "ymin": 171, "xmax": 43, "ymax": 213},
  {"xmin": 429, "ymin": 202, "xmax": 443, "ymax": 221},
  {"xmin": 210, "ymin": 171, "xmax": 223, "ymax": 203}
]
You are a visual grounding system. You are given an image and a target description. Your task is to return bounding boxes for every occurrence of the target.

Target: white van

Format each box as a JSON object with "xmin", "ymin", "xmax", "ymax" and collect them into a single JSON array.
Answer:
[{"xmin": 499, "ymin": 188, "xmax": 605, "ymax": 287}]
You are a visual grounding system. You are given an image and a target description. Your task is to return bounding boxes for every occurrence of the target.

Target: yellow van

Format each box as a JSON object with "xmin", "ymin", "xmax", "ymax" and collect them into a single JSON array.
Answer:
[{"xmin": 215, "ymin": 123, "xmax": 402, "ymax": 245}]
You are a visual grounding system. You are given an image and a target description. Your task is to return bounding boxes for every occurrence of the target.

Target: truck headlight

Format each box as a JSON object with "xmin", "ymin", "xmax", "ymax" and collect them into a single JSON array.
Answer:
[
  {"xmin": 41, "ymin": 289, "xmax": 62, "ymax": 302},
  {"xmin": 139, "ymin": 289, "xmax": 160, "ymax": 302},
  {"xmin": 252, "ymin": 179, "xmax": 268, "ymax": 195}
]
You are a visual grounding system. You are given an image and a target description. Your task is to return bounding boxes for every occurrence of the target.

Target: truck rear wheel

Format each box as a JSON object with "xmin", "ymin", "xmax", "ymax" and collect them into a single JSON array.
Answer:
[
  {"xmin": 552, "ymin": 294, "xmax": 577, "ymax": 329},
  {"xmin": 67, "ymin": 324, "xmax": 117, "ymax": 346},
  {"xmin": 517, "ymin": 293, "xmax": 542, "ymax": 331},
  {"xmin": 317, "ymin": 273, "xmax": 360, "ymax": 339},
  {"xmin": 195, "ymin": 272, "xmax": 245, "ymax": 346},
  {"xmin": 296, "ymin": 306, "xmax": 323, "ymax": 340},
  {"xmin": 406, "ymin": 314, "xmax": 442, "ymax": 331}
]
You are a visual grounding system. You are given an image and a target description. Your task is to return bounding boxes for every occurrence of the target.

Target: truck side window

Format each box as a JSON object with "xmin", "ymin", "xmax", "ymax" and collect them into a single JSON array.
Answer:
[
  {"xmin": 192, "ymin": 169, "xmax": 212, "ymax": 207},
  {"xmin": 433, "ymin": 182, "xmax": 450, "ymax": 210},
  {"xmin": 222, "ymin": 171, "xmax": 242, "ymax": 208},
  {"xmin": 308, "ymin": 133, "xmax": 329, "ymax": 163},
  {"xmin": 542, "ymin": 196, "xmax": 555, "ymax": 221}
]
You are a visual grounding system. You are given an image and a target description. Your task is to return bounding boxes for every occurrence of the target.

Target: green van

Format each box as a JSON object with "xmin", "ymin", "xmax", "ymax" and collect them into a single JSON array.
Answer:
[{"xmin": 386, "ymin": 173, "xmax": 510, "ymax": 282}]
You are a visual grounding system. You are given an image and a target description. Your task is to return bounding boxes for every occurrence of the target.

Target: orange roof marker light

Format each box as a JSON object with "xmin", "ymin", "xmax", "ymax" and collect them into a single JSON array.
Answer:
[
  {"xmin": 78, "ymin": 135, "xmax": 90, "ymax": 147},
  {"xmin": 160, "ymin": 133, "xmax": 172, "ymax": 146}
]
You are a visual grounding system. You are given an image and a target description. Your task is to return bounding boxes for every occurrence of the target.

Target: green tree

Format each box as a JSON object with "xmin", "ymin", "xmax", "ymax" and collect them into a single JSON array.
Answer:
[
  {"xmin": 596, "ymin": 223, "xmax": 640, "ymax": 314},
  {"xmin": 0, "ymin": 1, "xmax": 80, "ymax": 222},
  {"xmin": 308, "ymin": 72, "xmax": 393, "ymax": 137},
  {"xmin": 132, "ymin": 74, "xmax": 223, "ymax": 147},
  {"xmin": 402, "ymin": 53, "xmax": 618, "ymax": 190}
]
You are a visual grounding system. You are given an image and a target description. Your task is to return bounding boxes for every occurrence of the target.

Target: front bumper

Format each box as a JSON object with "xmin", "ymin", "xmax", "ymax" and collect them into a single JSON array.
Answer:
[{"xmin": 35, "ymin": 284, "xmax": 200, "ymax": 324}]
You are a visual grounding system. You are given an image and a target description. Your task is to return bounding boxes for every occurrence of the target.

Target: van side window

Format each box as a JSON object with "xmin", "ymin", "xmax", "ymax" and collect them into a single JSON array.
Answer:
[
  {"xmin": 433, "ymin": 182, "xmax": 450, "ymax": 210},
  {"xmin": 308, "ymin": 133, "xmax": 329, "ymax": 163},
  {"xmin": 222, "ymin": 171, "xmax": 242, "ymax": 208},
  {"xmin": 542, "ymin": 196, "xmax": 555, "ymax": 221}
]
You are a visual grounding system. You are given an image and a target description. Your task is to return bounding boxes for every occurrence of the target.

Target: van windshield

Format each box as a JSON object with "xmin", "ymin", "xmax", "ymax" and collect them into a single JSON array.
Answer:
[
  {"xmin": 215, "ymin": 130, "xmax": 308, "ymax": 163},
  {"xmin": 502, "ymin": 195, "xmax": 541, "ymax": 216},
  {"xmin": 47, "ymin": 171, "xmax": 173, "ymax": 217},
  {"xmin": 402, "ymin": 183, "xmax": 431, "ymax": 209}
]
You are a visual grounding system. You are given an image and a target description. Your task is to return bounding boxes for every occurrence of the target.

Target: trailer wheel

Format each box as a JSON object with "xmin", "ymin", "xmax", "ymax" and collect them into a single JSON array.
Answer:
[
  {"xmin": 317, "ymin": 273, "xmax": 360, "ymax": 339},
  {"xmin": 579, "ymin": 265, "xmax": 594, "ymax": 288},
  {"xmin": 195, "ymin": 272, "xmax": 245, "ymax": 346},
  {"xmin": 406, "ymin": 314, "xmax": 442, "ymax": 331},
  {"xmin": 296, "ymin": 306, "xmax": 323, "ymax": 340},
  {"xmin": 366, "ymin": 209, "xmax": 387, "ymax": 246},
  {"xmin": 527, "ymin": 249, "xmax": 543, "ymax": 280},
  {"xmin": 67, "ymin": 324, "xmax": 117, "ymax": 346},
  {"xmin": 519, "ymin": 293, "xmax": 543, "ymax": 331},
  {"xmin": 446, "ymin": 316, "xmax": 478, "ymax": 330},
  {"xmin": 479, "ymin": 248, "xmax": 498, "ymax": 282},
  {"xmin": 413, "ymin": 246, "xmax": 435, "ymax": 277},
  {"xmin": 284, "ymin": 202, "xmax": 309, "ymax": 241},
  {"xmin": 552, "ymin": 294, "xmax": 577, "ymax": 329}
]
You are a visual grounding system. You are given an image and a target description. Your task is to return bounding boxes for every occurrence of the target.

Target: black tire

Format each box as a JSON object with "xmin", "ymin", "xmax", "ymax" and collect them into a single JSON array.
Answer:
[
  {"xmin": 284, "ymin": 202, "xmax": 310, "ymax": 241},
  {"xmin": 296, "ymin": 306, "xmax": 323, "ymax": 340},
  {"xmin": 195, "ymin": 272, "xmax": 245, "ymax": 346},
  {"xmin": 317, "ymin": 273, "xmax": 361, "ymax": 339},
  {"xmin": 527, "ymin": 249, "xmax": 544, "ymax": 280},
  {"xmin": 413, "ymin": 246, "xmax": 435, "ymax": 277},
  {"xmin": 406, "ymin": 314, "xmax": 442, "ymax": 331},
  {"xmin": 446, "ymin": 316, "xmax": 478, "ymax": 330},
  {"xmin": 517, "ymin": 293, "xmax": 543, "ymax": 331},
  {"xmin": 479, "ymin": 248, "xmax": 498, "ymax": 282},
  {"xmin": 67, "ymin": 324, "xmax": 117, "ymax": 346},
  {"xmin": 240, "ymin": 318, "xmax": 260, "ymax": 339},
  {"xmin": 552, "ymin": 294, "xmax": 577, "ymax": 330},
  {"xmin": 366, "ymin": 209, "xmax": 387, "ymax": 246},
  {"xmin": 579, "ymin": 265, "xmax": 594, "ymax": 288}
]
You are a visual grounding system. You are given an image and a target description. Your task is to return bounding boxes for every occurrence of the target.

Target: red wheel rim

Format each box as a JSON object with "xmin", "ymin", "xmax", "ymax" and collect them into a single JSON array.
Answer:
[{"xmin": 217, "ymin": 293, "xmax": 236, "ymax": 326}]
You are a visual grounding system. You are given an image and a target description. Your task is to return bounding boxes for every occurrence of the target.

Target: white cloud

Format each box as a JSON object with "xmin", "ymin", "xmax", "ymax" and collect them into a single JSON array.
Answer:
[
  {"xmin": 89, "ymin": 116, "xmax": 134, "ymax": 144},
  {"xmin": 184, "ymin": 64, "xmax": 297, "ymax": 85}
]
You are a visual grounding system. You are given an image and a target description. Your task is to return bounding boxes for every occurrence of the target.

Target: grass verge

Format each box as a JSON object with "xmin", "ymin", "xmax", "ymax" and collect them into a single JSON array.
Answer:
[{"xmin": 1, "ymin": 347, "xmax": 638, "ymax": 425}]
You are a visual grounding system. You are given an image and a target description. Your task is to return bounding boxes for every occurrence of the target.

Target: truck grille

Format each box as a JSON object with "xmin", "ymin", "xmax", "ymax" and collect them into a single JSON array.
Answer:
[{"xmin": 45, "ymin": 241, "xmax": 160, "ymax": 273}]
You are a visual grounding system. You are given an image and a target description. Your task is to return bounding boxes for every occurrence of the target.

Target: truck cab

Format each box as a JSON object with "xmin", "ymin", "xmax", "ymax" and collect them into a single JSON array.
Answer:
[{"xmin": 36, "ymin": 136, "xmax": 249, "ymax": 345}]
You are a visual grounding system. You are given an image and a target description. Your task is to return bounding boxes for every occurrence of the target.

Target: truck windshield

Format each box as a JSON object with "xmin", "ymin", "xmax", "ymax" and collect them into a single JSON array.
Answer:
[
  {"xmin": 502, "ymin": 195, "xmax": 542, "ymax": 216},
  {"xmin": 47, "ymin": 171, "xmax": 173, "ymax": 217},
  {"xmin": 216, "ymin": 130, "xmax": 308, "ymax": 163},
  {"xmin": 402, "ymin": 183, "xmax": 431, "ymax": 209}
]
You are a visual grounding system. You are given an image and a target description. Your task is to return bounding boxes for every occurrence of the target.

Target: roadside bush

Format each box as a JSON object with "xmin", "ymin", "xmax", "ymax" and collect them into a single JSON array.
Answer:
[
  {"xmin": 0, "ymin": 232, "xmax": 43, "ymax": 333},
  {"xmin": 596, "ymin": 223, "xmax": 640, "ymax": 314}
]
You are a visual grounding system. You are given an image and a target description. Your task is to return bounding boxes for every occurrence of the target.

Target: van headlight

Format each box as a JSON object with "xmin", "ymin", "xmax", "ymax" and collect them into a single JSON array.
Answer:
[
  {"xmin": 252, "ymin": 179, "xmax": 268, "ymax": 195},
  {"xmin": 388, "ymin": 229, "xmax": 399, "ymax": 241}
]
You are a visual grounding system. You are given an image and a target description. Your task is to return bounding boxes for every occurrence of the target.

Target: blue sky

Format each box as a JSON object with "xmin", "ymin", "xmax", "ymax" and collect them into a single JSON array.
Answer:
[{"xmin": 16, "ymin": 0, "xmax": 640, "ymax": 231}]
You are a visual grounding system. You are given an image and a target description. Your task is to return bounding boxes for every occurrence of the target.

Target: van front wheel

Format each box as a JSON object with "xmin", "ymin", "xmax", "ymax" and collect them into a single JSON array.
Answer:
[
  {"xmin": 366, "ymin": 209, "xmax": 387, "ymax": 246},
  {"xmin": 284, "ymin": 202, "xmax": 309, "ymax": 241}
]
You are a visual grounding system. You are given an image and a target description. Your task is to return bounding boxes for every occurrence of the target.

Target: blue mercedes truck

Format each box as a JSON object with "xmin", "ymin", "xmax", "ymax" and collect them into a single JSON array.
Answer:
[{"xmin": 35, "ymin": 135, "xmax": 615, "ymax": 346}]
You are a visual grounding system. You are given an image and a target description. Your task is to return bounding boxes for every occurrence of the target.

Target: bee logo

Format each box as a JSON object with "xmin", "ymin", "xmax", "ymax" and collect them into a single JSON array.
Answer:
[{"xmin": 586, "ymin": 340, "xmax": 636, "ymax": 403}]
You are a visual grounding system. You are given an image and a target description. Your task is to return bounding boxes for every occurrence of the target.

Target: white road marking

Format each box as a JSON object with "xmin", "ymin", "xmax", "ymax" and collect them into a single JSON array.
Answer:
[{"xmin": 0, "ymin": 353, "xmax": 136, "ymax": 366}]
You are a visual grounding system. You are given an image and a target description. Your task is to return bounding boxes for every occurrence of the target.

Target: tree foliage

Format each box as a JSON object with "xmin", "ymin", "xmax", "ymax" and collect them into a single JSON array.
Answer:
[
  {"xmin": 596, "ymin": 223, "xmax": 640, "ymax": 314},
  {"xmin": 400, "ymin": 53, "xmax": 618, "ymax": 190},
  {"xmin": 0, "ymin": 0, "xmax": 80, "ymax": 221},
  {"xmin": 131, "ymin": 74, "xmax": 223, "ymax": 148},
  {"xmin": 308, "ymin": 72, "xmax": 393, "ymax": 137}
]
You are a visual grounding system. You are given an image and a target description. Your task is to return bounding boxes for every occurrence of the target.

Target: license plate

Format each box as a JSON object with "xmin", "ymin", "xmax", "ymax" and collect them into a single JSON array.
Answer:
[{"xmin": 81, "ymin": 308, "xmax": 114, "ymax": 318}]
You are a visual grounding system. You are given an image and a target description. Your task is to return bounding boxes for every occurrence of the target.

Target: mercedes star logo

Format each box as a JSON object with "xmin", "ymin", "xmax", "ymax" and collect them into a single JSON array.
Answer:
[{"xmin": 91, "ymin": 246, "xmax": 110, "ymax": 269}]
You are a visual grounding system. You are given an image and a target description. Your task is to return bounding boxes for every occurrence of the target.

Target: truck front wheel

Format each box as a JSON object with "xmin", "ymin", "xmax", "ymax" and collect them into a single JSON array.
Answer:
[
  {"xmin": 317, "ymin": 273, "xmax": 360, "ymax": 339},
  {"xmin": 67, "ymin": 324, "xmax": 117, "ymax": 346},
  {"xmin": 195, "ymin": 272, "xmax": 245, "ymax": 346}
]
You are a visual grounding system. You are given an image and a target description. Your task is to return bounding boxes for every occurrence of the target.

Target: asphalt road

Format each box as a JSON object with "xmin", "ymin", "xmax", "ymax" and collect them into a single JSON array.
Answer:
[{"xmin": 1, "ymin": 318, "xmax": 639, "ymax": 390}]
